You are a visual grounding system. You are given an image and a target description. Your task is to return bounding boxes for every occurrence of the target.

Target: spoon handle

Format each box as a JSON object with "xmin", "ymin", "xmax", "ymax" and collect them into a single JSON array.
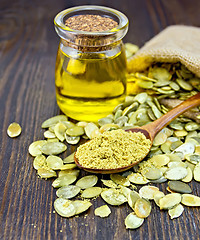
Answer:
[{"xmin": 143, "ymin": 92, "xmax": 200, "ymax": 139}]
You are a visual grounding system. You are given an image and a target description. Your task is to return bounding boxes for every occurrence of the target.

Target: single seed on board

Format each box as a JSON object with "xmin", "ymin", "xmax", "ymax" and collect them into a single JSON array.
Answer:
[
  {"xmin": 94, "ymin": 205, "xmax": 111, "ymax": 218},
  {"xmin": 7, "ymin": 122, "xmax": 22, "ymax": 138},
  {"xmin": 125, "ymin": 213, "xmax": 144, "ymax": 229}
]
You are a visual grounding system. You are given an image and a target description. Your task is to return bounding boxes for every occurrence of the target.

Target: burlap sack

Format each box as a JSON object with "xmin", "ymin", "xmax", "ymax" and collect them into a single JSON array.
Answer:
[{"xmin": 127, "ymin": 25, "xmax": 200, "ymax": 77}]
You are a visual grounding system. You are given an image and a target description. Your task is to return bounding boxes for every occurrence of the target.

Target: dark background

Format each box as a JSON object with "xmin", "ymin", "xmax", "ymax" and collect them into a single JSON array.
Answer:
[{"xmin": 0, "ymin": 0, "xmax": 200, "ymax": 239}]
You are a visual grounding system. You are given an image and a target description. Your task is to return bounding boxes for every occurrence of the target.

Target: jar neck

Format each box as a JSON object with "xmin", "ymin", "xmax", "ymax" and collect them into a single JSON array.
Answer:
[{"xmin": 61, "ymin": 39, "xmax": 122, "ymax": 52}]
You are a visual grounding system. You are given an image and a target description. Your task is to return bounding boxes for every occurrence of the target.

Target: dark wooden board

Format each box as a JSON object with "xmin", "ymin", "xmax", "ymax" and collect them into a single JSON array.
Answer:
[{"xmin": 1, "ymin": 0, "xmax": 200, "ymax": 239}]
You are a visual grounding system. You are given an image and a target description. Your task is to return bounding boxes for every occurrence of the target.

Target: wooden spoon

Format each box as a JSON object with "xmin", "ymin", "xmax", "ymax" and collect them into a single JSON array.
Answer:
[{"xmin": 74, "ymin": 92, "xmax": 200, "ymax": 174}]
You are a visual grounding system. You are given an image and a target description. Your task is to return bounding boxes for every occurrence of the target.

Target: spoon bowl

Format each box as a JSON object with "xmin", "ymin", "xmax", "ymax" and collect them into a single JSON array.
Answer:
[{"xmin": 74, "ymin": 92, "xmax": 200, "ymax": 174}]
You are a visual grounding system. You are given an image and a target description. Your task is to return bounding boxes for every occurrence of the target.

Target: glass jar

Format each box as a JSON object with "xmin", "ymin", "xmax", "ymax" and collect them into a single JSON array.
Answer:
[{"xmin": 54, "ymin": 5, "xmax": 129, "ymax": 121}]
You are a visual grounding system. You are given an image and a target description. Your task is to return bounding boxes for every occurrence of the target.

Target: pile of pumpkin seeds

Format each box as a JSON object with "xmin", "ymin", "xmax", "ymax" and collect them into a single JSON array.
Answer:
[{"xmin": 28, "ymin": 44, "xmax": 200, "ymax": 229}]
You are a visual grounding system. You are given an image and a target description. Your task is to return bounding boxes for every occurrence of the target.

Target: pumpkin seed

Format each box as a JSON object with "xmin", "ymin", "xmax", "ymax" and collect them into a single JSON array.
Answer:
[
  {"xmin": 149, "ymin": 154, "xmax": 170, "ymax": 167},
  {"xmin": 125, "ymin": 213, "xmax": 144, "ymax": 229},
  {"xmin": 128, "ymin": 173, "xmax": 149, "ymax": 184},
  {"xmin": 33, "ymin": 155, "xmax": 46, "ymax": 170},
  {"xmin": 127, "ymin": 190, "xmax": 141, "ymax": 209},
  {"xmin": 94, "ymin": 205, "xmax": 111, "ymax": 218},
  {"xmin": 110, "ymin": 174, "xmax": 130, "ymax": 186},
  {"xmin": 101, "ymin": 188, "xmax": 127, "ymax": 205},
  {"xmin": 73, "ymin": 200, "xmax": 92, "ymax": 214},
  {"xmin": 173, "ymin": 142, "xmax": 195, "ymax": 156},
  {"xmin": 41, "ymin": 142, "xmax": 67, "ymax": 155},
  {"xmin": 181, "ymin": 167, "xmax": 193, "ymax": 183},
  {"xmin": 54, "ymin": 198, "xmax": 76, "ymax": 217},
  {"xmin": 168, "ymin": 204, "xmax": 184, "ymax": 219},
  {"xmin": 84, "ymin": 123, "xmax": 99, "ymax": 139},
  {"xmin": 98, "ymin": 117, "xmax": 113, "ymax": 127},
  {"xmin": 185, "ymin": 154, "xmax": 200, "ymax": 164},
  {"xmin": 46, "ymin": 155, "xmax": 63, "ymax": 170},
  {"xmin": 137, "ymin": 79, "xmax": 153, "ymax": 89},
  {"xmin": 168, "ymin": 181, "xmax": 192, "ymax": 193},
  {"xmin": 150, "ymin": 176, "xmax": 168, "ymax": 184},
  {"xmin": 181, "ymin": 194, "xmax": 200, "ymax": 206},
  {"xmin": 76, "ymin": 175, "xmax": 98, "ymax": 189},
  {"xmin": 101, "ymin": 179, "xmax": 118, "ymax": 188},
  {"xmin": 47, "ymin": 138, "xmax": 59, "ymax": 143},
  {"xmin": 29, "ymin": 140, "xmax": 47, "ymax": 156},
  {"xmin": 153, "ymin": 132, "xmax": 167, "ymax": 146},
  {"xmin": 141, "ymin": 167, "xmax": 163, "ymax": 180},
  {"xmin": 154, "ymin": 191, "xmax": 165, "ymax": 207},
  {"xmin": 52, "ymin": 175, "xmax": 77, "ymax": 188},
  {"xmin": 81, "ymin": 187, "xmax": 102, "ymax": 198},
  {"xmin": 159, "ymin": 193, "xmax": 182, "ymax": 209},
  {"xmin": 56, "ymin": 185, "xmax": 81, "ymax": 199},
  {"xmin": 134, "ymin": 198, "xmax": 151, "ymax": 218},
  {"xmin": 58, "ymin": 169, "xmax": 80, "ymax": 178},
  {"xmin": 185, "ymin": 122, "xmax": 199, "ymax": 131},
  {"xmin": 194, "ymin": 162, "xmax": 200, "ymax": 181},
  {"xmin": 99, "ymin": 123, "xmax": 120, "ymax": 133},
  {"xmin": 164, "ymin": 167, "xmax": 188, "ymax": 180},
  {"xmin": 42, "ymin": 115, "xmax": 68, "ymax": 128},
  {"xmin": 59, "ymin": 164, "xmax": 77, "ymax": 170},
  {"xmin": 44, "ymin": 130, "xmax": 56, "ymax": 139},
  {"xmin": 65, "ymin": 135, "xmax": 80, "ymax": 145},
  {"xmin": 139, "ymin": 186, "xmax": 159, "ymax": 200},
  {"xmin": 63, "ymin": 152, "xmax": 75, "ymax": 164},
  {"xmin": 176, "ymin": 79, "xmax": 193, "ymax": 91},
  {"xmin": 66, "ymin": 126, "xmax": 84, "ymax": 137},
  {"xmin": 54, "ymin": 122, "xmax": 67, "ymax": 141},
  {"xmin": 7, "ymin": 122, "xmax": 22, "ymax": 138},
  {"xmin": 37, "ymin": 167, "xmax": 57, "ymax": 178},
  {"xmin": 62, "ymin": 121, "xmax": 75, "ymax": 129}
]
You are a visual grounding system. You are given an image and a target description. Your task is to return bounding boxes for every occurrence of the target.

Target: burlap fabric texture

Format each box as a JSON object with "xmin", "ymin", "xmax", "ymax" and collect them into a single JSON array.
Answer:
[{"xmin": 128, "ymin": 25, "xmax": 200, "ymax": 77}]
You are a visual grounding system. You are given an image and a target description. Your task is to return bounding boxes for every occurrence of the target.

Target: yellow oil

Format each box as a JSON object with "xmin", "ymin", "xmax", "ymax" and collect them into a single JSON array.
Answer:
[{"xmin": 55, "ymin": 43, "xmax": 127, "ymax": 121}]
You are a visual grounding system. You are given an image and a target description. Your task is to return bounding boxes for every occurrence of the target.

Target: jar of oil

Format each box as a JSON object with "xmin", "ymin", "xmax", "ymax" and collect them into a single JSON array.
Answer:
[{"xmin": 54, "ymin": 6, "xmax": 129, "ymax": 121}]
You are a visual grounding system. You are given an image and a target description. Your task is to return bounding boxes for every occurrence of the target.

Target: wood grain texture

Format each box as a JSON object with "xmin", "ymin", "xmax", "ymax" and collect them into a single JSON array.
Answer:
[{"xmin": 0, "ymin": 0, "xmax": 200, "ymax": 239}]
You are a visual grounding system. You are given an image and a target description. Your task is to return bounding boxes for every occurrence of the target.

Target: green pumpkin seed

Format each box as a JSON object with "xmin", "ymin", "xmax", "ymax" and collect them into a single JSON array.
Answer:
[
  {"xmin": 54, "ymin": 122, "xmax": 67, "ymax": 141},
  {"xmin": 141, "ymin": 167, "xmax": 163, "ymax": 180},
  {"xmin": 181, "ymin": 194, "xmax": 200, "ymax": 206},
  {"xmin": 94, "ymin": 205, "xmax": 111, "ymax": 218},
  {"xmin": 42, "ymin": 115, "xmax": 68, "ymax": 128},
  {"xmin": 58, "ymin": 169, "xmax": 80, "ymax": 178},
  {"xmin": 137, "ymin": 79, "xmax": 153, "ymax": 89},
  {"xmin": 159, "ymin": 193, "xmax": 182, "ymax": 209},
  {"xmin": 149, "ymin": 154, "xmax": 170, "ymax": 167},
  {"xmin": 168, "ymin": 204, "xmax": 184, "ymax": 219},
  {"xmin": 7, "ymin": 122, "xmax": 22, "ymax": 138},
  {"xmin": 65, "ymin": 135, "xmax": 80, "ymax": 145},
  {"xmin": 127, "ymin": 190, "xmax": 141, "ymax": 209},
  {"xmin": 181, "ymin": 167, "xmax": 193, "ymax": 183},
  {"xmin": 194, "ymin": 162, "xmax": 200, "ymax": 181},
  {"xmin": 33, "ymin": 155, "xmax": 46, "ymax": 170},
  {"xmin": 153, "ymin": 132, "xmax": 168, "ymax": 146},
  {"xmin": 128, "ymin": 173, "xmax": 149, "ymax": 184},
  {"xmin": 66, "ymin": 126, "xmax": 84, "ymax": 137},
  {"xmin": 185, "ymin": 122, "xmax": 199, "ymax": 131},
  {"xmin": 168, "ymin": 181, "xmax": 192, "ymax": 193},
  {"xmin": 52, "ymin": 175, "xmax": 77, "ymax": 188},
  {"xmin": 56, "ymin": 185, "xmax": 81, "ymax": 199},
  {"xmin": 29, "ymin": 140, "xmax": 47, "ymax": 156},
  {"xmin": 125, "ymin": 212, "xmax": 144, "ymax": 229},
  {"xmin": 76, "ymin": 175, "xmax": 98, "ymax": 189},
  {"xmin": 101, "ymin": 179, "xmax": 118, "ymax": 188},
  {"xmin": 46, "ymin": 155, "xmax": 63, "ymax": 170},
  {"xmin": 101, "ymin": 189, "xmax": 127, "ymax": 205},
  {"xmin": 54, "ymin": 198, "xmax": 76, "ymax": 217},
  {"xmin": 154, "ymin": 191, "xmax": 165, "ymax": 207},
  {"xmin": 41, "ymin": 142, "xmax": 67, "ymax": 155},
  {"xmin": 139, "ymin": 186, "xmax": 159, "ymax": 200},
  {"xmin": 98, "ymin": 117, "xmax": 113, "ymax": 127},
  {"xmin": 84, "ymin": 123, "xmax": 99, "ymax": 139},
  {"xmin": 59, "ymin": 164, "xmax": 77, "ymax": 170},
  {"xmin": 63, "ymin": 152, "xmax": 75, "ymax": 163},
  {"xmin": 110, "ymin": 174, "xmax": 130, "ymax": 186},
  {"xmin": 185, "ymin": 154, "xmax": 200, "ymax": 164},
  {"xmin": 173, "ymin": 142, "xmax": 195, "ymax": 156},
  {"xmin": 176, "ymin": 79, "xmax": 193, "ymax": 91},
  {"xmin": 164, "ymin": 167, "xmax": 188, "ymax": 180},
  {"xmin": 169, "ymin": 82, "xmax": 180, "ymax": 91},
  {"xmin": 134, "ymin": 198, "xmax": 151, "ymax": 218},
  {"xmin": 44, "ymin": 130, "xmax": 56, "ymax": 139},
  {"xmin": 37, "ymin": 167, "xmax": 57, "ymax": 178},
  {"xmin": 81, "ymin": 187, "xmax": 102, "ymax": 198}
]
